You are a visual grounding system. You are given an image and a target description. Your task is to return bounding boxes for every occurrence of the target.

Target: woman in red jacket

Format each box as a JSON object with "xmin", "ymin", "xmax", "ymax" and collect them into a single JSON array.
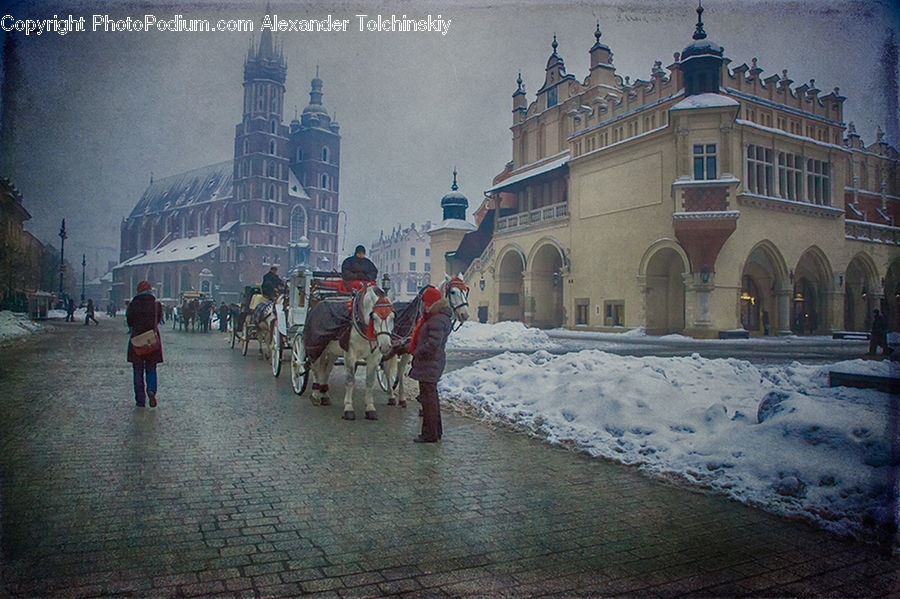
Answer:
[
  {"xmin": 126, "ymin": 280, "xmax": 163, "ymax": 407},
  {"xmin": 408, "ymin": 286, "xmax": 452, "ymax": 443}
]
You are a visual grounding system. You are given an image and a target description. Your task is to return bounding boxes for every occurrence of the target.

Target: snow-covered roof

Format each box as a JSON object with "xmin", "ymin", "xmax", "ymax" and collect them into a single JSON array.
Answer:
[
  {"xmin": 119, "ymin": 232, "xmax": 219, "ymax": 267},
  {"xmin": 129, "ymin": 161, "xmax": 233, "ymax": 218},
  {"xmin": 428, "ymin": 218, "xmax": 477, "ymax": 233},
  {"xmin": 219, "ymin": 220, "xmax": 239, "ymax": 233},
  {"xmin": 485, "ymin": 152, "xmax": 569, "ymax": 193},
  {"xmin": 670, "ymin": 92, "xmax": 739, "ymax": 111},
  {"xmin": 288, "ymin": 169, "xmax": 310, "ymax": 199}
]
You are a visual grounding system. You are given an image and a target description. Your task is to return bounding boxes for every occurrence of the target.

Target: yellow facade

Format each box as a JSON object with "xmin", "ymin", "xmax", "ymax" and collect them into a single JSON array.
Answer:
[{"xmin": 451, "ymin": 18, "xmax": 900, "ymax": 337}]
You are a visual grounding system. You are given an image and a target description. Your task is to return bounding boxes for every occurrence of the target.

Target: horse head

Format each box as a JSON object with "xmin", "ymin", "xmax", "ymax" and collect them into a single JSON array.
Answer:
[
  {"xmin": 441, "ymin": 274, "xmax": 470, "ymax": 326},
  {"xmin": 357, "ymin": 284, "xmax": 394, "ymax": 355}
]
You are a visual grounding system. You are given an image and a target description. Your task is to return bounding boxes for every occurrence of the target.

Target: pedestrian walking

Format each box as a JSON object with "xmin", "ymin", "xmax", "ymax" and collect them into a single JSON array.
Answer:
[
  {"xmin": 408, "ymin": 286, "xmax": 452, "ymax": 443},
  {"xmin": 84, "ymin": 299, "xmax": 99, "ymax": 325},
  {"xmin": 868, "ymin": 309, "xmax": 889, "ymax": 356},
  {"xmin": 218, "ymin": 301, "xmax": 228, "ymax": 332},
  {"xmin": 65, "ymin": 297, "xmax": 75, "ymax": 322},
  {"xmin": 127, "ymin": 280, "xmax": 164, "ymax": 408}
]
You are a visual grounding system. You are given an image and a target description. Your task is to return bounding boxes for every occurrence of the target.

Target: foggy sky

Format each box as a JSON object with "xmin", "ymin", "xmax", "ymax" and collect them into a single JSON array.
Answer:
[{"xmin": 2, "ymin": 0, "xmax": 898, "ymax": 280}]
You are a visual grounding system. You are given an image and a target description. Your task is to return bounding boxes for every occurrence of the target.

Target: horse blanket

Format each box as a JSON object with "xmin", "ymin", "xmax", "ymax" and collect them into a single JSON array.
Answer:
[{"xmin": 302, "ymin": 299, "xmax": 353, "ymax": 362}]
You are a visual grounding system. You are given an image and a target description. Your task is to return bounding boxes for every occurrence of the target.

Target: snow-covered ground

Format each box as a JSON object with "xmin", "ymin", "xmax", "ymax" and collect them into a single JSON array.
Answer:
[
  {"xmin": 440, "ymin": 348, "xmax": 898, "ymax": 546},
  {"xmin": 448, "ymin": 321, "xmax": 561, "ymax": 351},
  {"xmin": 0, "ymin": 311, "xmax": 43, "ymax": 342}
]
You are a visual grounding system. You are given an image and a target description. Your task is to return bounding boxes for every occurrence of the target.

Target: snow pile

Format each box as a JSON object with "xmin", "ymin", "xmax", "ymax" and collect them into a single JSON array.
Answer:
[
  {"xmin": 448, "ymin": 321, "xmax": 561, "ymax": 351},
  {"xmin": 440, "ymin": 350, "xmax": 899, "ymax": 544},
  {"xmin": 0, "ymin": 311, "xmax": 43, "ymax": 342}
]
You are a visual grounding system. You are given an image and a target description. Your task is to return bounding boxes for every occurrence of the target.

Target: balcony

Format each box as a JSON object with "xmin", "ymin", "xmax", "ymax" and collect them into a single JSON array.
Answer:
[
  {"xmin": 845, "ymin": 219, "xmax": 899, "ymax": 245},
  {"xmin": 497, "ymin": 201, "xmax": 569, "ymax": 233}
]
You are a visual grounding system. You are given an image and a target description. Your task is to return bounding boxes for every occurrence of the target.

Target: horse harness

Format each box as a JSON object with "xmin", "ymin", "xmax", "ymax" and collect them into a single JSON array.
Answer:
[
  {"xmin": 442, "ymin": 277, "xmax": 469, "ymax": 332},
  {"xmin": 350, "ymin": 286, "xmax": 394, "ymax": 352}
]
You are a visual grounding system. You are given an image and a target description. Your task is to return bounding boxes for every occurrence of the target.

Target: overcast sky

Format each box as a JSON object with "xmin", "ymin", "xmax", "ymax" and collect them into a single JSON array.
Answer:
[{"xmin": 2, "ymin": 0, "xmax": 898, "ymax": 280}]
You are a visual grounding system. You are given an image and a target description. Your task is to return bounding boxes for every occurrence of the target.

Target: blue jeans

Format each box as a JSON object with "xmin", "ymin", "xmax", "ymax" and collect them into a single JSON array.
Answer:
[{"xmin": 132, "ymin": 361, "xmax": 158, "ymax": 405}]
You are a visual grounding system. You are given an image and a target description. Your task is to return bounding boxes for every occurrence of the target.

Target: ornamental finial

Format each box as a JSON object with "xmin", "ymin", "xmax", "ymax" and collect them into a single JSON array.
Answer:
[{"xmin": 693, "ymin": 0, "xmax": 707, "ymax": 40}]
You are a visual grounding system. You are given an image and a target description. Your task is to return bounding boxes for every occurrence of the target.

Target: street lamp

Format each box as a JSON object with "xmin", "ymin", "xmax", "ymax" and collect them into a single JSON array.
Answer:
[
  {"xmin": 58, "ymin": 219, "xmax": 67, "ymax": 297},
  {"xmin": 81, "ymin": 254, "xmax": 86, "ymax": 303},
  {"xmin": 381, "ymin": 273, "xmax": 391, "ymax": 291}
]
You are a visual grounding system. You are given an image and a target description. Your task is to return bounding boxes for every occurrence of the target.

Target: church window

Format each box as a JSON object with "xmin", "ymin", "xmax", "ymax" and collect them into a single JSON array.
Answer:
[
  {"xmin": 267, "ymin": 185, "xmax": 275, "ymax": 201},
  {"xmin": 271, "ymin": 120, "xmax": 277, "ymax": 134},
  {"xmin": 267, "ymin": 161, "xmax": 275, "ymax": 177},
  {"xmin": 241, "ymin": 206, "xmax": 248, "ymax": 223},
  {"xmin": 296, "ymin": 149, "xmax": 303, "ymax": 162},
  {"xmin": 806, "ymin": 159, "xmax": 831, "ymax": 205},
  {"xmin": 243, "ymin": 139, "xmax": 249, "ymax": 154},
  {"xmin": 241, "ymin": 159, "xmax": 249, "ymax": 178},
  {"xmin": 321, "ymin": 174, "xmax": 328, "ymax": 189},
  {"xmin": 269, "ymin": 140, "xmax": 276, "ymax": 154},
  {"xmin": 693, "ymin": 144, "xmax": 717, "ymax": 180},
  {"xmin": 290, "ymin": 206, "xmax": 306, "ymax": 242},
  {"xmin": 322, "ymin": 146, "xmax": 329, "ymax": 162},
  {"xmin": 547, "ymin": 86, "xmax": 557, "ymax": 108},
  {"xmin": 269, "ymin": 232, "xmax": 275, "ymax": 245}
]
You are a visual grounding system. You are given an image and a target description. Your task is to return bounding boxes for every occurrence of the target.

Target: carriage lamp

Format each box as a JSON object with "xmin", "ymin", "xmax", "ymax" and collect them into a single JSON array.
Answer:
[{"xmin": 381, "ymin": 273, "xmax": 391, "ymax": 291}]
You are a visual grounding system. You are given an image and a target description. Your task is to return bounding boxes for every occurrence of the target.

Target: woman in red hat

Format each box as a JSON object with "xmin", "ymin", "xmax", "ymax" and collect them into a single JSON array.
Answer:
[
  {"xmin": 126, "ymin": 280, "xmax": 164, "ymax": 407},
  {"xmin": 408, "ymin": 286, "xmax": 452, "ymax": 443}
]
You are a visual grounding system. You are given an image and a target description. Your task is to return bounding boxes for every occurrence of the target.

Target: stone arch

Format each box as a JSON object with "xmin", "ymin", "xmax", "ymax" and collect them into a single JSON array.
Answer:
[
  {"xmin": 496, "ymin": 244, "xmax": 527, "ymax": 322},
  {"xmin": 791, "ymin": 246, "xmax": 833, "ymax": 334},
  {"xmin": 739, "ymin": 240, "xmax": 790, "ymax": 335},
  {"xmin": 883, "ymin": 258, "xmax": 900, "ymax": 331},
  {"xmin": 844, "ymin": 253, "xmax": 880, "ymax": 331},
  {"xmin": 527, "ymin": 238, "xmax": 565, "ymax": 328},
  {"xmin": 640, "ymin": 240, "xmax": 688, "ymax": 335}
]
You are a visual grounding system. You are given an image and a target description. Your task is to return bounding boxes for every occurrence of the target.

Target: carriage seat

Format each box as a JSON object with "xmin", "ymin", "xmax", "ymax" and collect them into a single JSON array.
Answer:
[{"xmin": 249, "ymin": 293, "xmax": 268, "ymax": 311}]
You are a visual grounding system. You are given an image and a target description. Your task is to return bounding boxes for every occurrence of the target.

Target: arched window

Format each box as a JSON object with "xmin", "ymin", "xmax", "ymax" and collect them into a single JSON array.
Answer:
[
  {"xmin": 267, "ymin": 207, "xmax": 275, "ymax": 223},
  {"xmin": 321, "ymin": 174, "xmax": 328, "ymax": 189},
  {"xmin": 241, "ymin": 159, "xmax": 249, "ymax": 177},
  {"xmin": 296, "ymin": 149, "xmax": 303, "ymax": 162},
  {"xmin": 271, "ymin": 120, "xmax": 277, "ymax": 134},
  {"xmin": 268, "ymin": 162, "xmax": 275, "ymax": 177},
  {"xmin": 269, "ymin": 140, "xmax": 276, "ymax": 154},
  {"xmin": 243, "ymin": 139, "xmax": 249, "ymax": 154},
  {"xmin": 268, "ymin": 231, "xmax": 275, "ymax": 245},
  {"xmin": 267, "ymin": 185, "xmax": 275, "ymax": 201},
  {"xmin": 290, "ymin": 205, "xmax": 307, "ymax": 242},
  {"xmin": 322, "ymin": 146, "xmax": 329, "ymax": 162}
]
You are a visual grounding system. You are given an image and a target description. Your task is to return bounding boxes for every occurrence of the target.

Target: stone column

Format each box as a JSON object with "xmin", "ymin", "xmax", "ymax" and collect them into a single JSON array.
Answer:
[
  {"xmin": 774, "ymin": 289, "xmax": 792, "ymax": 335},
  {"xmin": 522, "ymin": 272, "xmax": 534, "ymax": 325}
]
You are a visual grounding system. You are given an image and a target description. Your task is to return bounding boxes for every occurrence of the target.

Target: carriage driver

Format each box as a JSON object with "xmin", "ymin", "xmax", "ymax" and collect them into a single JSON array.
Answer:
[
  {"xmin": 341, "ymin": 245, "xmax": 378, "ymax": 291},
  {"xmin": 261, "ymin": 266, "xmax": 284, "ymax": 300}
]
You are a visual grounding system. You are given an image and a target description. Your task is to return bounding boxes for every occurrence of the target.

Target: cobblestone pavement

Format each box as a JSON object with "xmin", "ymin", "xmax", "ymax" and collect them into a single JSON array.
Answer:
[{"xmin": 1, "ymin": 321, "xmax": 897, "ymax": 598}]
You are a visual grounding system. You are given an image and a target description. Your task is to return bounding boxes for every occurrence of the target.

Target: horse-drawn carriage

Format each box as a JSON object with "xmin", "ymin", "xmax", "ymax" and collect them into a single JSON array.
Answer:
[
  {"xmin": 174, "ymin": 290, "xmax": 213, "ymax": 332},
  {"xmin": 231, "ymin": 285, "xmax": 270, "ymax": 356}
]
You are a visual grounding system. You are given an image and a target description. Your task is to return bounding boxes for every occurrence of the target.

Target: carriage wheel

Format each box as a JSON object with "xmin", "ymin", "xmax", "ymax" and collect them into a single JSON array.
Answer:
[
  {"xmin": 241, "ymin": 323, "xmax": 250, "ymax": 356},
  {"xmin": 271, "ymin": 327, "xmax": 282, "ymax": 377},
  {"xmin": 290, "ymin": 338, "xmax": 308, "ymax": 395},
  {"xmin": 376, "ymin": 362, "xmax": 392, "ymax": 392}
]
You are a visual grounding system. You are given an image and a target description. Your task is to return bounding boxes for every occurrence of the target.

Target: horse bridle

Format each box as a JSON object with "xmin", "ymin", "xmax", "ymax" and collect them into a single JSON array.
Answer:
[
  {"xmin": 443, "ymin": 279, "xmax": 469, "ymax": 332},
  {"xmin": 351, "ymin": 287, "xmax": 394, "ymax": 352}
]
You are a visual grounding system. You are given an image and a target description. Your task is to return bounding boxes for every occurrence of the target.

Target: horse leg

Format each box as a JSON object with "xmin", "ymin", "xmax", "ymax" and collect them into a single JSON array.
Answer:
[
  {"xmin": 364, "ymin": 355, "xmax": 378, "ymax": 420},
  {"xmin": 341, "ymin": 348, "xmax": 357, "ymax": 420},
  {"xmin": 384, "ymin": 355, "xmax": 398, "ymax": 406},
  {"xmin": 310, "ymin": 354, "xmax": 329, "ymax": 406}
]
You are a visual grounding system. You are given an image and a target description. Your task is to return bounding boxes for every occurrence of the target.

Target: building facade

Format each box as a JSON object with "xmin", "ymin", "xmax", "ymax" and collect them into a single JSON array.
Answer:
[
  {"xmin": 450, "ymin": 7, "xmax": 900, "ymax": 336},
  {"xmin": 113, "ymin": 29, "xmax": 341, "ymax": 305},
  {"xmin": 370, "ymin": 221, "xmax": 433, "ymax": 302}
]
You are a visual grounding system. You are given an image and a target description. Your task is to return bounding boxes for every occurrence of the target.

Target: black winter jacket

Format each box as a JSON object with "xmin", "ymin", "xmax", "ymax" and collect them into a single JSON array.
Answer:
[
  {"xmin": 341, "ymin": 255, "xmax": 378, "ymax": 282},
  {"xmin": 409, "ymin": 297, "xmax": 452, "ymax": 383}
]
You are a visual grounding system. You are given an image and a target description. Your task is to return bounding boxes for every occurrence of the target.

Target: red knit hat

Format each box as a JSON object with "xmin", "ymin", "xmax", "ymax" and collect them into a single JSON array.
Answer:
[
  {"xmin": 422, "ymin": 286, "xmax": 441, "ymax": 308},
  {"xmin": 137, "ymin": 280, "xmax": 152, "ymax": 293}
]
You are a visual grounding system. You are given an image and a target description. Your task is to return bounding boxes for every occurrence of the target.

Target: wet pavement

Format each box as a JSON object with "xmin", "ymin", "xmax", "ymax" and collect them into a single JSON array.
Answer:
[{"xmin": 0, "ymin": 320, "xmax": 897, "ymax": 598}]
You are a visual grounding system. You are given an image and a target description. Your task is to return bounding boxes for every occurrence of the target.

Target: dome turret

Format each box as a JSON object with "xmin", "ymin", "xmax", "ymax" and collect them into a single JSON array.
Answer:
[
  {"xmin": 440, "ymin": 169, "xmax": 468, "ymax": 221},
  {"xmin": 678, "ymin": 1, "xmax": 725, "ymax": 96}
]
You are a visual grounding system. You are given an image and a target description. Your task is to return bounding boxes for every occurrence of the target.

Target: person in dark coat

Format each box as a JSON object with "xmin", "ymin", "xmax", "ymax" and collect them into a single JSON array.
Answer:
[
  {"xmin": 65, "ymin": 297, "xmax": 75, "ymax": 322},
  {"xmin": 869, "ymin": 309, "xmax": 889, "ymax": 355},
  {"xmin": 84, "ymin": 298, "xmax": 99, "ymax": 325},
  {"xmin": 217, "ymin": 301, "xmax": 228, "ymax": 332},
  {"xmin": 408, "ymin": 286, "xmax": 452, "ymax": 443},
  {"xmin": 127, "ymin": 280, "xmax": 164, "ymax": 408},
  {"xmin": 261, "ymin": 266, "xmax": 283, "ymax": 300},
  {"xmin": 341, "ymin": 245, "xmax": 378, "ymax": 283}
]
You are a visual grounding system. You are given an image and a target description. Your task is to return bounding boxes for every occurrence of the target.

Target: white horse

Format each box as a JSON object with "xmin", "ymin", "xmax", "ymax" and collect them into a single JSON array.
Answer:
[
  {"xmin": 309, "ymin": 285, "xmax": 395, "ymax": 420},
  {"xmin": 383, "ymin": 275, "xmax": 469, "ymax": 407}
]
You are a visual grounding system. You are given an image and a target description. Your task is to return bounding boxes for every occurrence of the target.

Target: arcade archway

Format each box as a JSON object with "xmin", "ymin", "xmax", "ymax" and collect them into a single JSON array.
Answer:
[
  {"xmin": 497, "ymin": 249, "xmax": 525, "ymax": 322},
  {"xmin": 645, "ymin": 247, "xmax": 686, "ymax": 335}
]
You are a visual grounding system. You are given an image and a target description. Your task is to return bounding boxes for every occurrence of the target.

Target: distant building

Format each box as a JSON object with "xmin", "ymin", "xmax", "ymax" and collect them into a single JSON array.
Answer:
[
  {"xmin": 113, "ymin": 27, "xmax": 341, "ymax": 305},
  {"xmin": 450, "ymin": 7, "xmax": 899, "ymax": 335},
  {"xmin": 370, "ymin": 221, "xmax": 433, "ymax": 302}
]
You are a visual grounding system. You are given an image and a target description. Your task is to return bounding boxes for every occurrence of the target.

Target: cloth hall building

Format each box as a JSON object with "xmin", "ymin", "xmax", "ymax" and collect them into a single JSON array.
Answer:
[
  {"xmin": 112, "ymin": 29, "xmax": 341, "ymax": 305},
  {"xmin": 435, "ymin": 6, "xmax": 900, "ymax": 337}
]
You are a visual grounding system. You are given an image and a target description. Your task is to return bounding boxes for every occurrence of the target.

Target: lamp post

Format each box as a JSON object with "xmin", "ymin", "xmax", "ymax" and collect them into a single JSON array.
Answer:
[
  {"xmin": 58, "ymin": 219, "xmax": 67, "ymax": 296},
  {"xmin": 81, "ymin": 254, "xmax": 86, "ymax": 303}
]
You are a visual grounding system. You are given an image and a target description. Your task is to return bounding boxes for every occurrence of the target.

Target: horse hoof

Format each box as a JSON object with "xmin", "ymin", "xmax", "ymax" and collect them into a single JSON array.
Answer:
[
  {"xmin": 343, "ymin": 410, "xmax": 356, "ymax": 420},
  {"xmin": 399, "ymin": 400, "xmax": 407, "ymax": 408},
  {"xmin": 365, "ymin": 411, "xmax": 378, "ymax": 420},
  {"xmin": 320, "ymin": 396, "xmax": 331, "ymax": 406},
  {"xmin": 387, "ymin": 398, "xmax": 397, "ymax": 406}
]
